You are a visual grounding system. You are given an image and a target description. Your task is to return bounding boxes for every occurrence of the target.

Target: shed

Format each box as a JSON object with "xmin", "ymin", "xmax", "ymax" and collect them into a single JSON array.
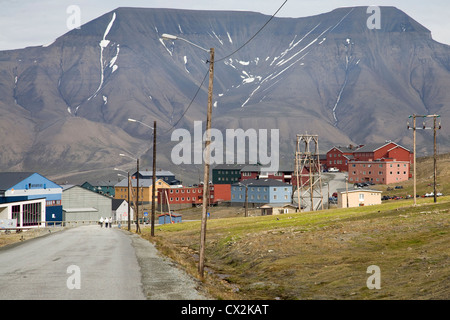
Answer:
[
  {"xmin": 337, "ymin": 188, "xmax": 382, "ymax": 208},
  {"xmin": 260, "ymin": 203, "xmax": 299, "ymax": 216},
  {"xmin": 158, "ymin": 213, "xmax": 182, "ymax": 225}
]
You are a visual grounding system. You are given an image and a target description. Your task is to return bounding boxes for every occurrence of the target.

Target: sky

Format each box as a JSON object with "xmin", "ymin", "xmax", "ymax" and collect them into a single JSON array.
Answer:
[{"xmin": 0, "ymin": 0, "xmax": 449, "ymax": 51}]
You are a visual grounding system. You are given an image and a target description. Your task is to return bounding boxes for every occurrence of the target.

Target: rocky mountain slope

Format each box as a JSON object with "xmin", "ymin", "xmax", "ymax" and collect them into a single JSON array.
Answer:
[{"xmin": 0, "ymin": 6, "xmax": 449, "ymax": 183}]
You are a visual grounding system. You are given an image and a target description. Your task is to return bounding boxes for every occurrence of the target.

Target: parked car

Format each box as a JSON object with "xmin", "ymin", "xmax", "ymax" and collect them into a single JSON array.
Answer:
[
  {"xmin": 328, "ymin": 167, "xmax": 339, "ymax": 172},
  {"xmin": 395, "ymin": 186, "xmax": 403, "ymax": 189},
  {"xmin": 328, "ymin": 197, "xmax": 338, "ymax": 204}
]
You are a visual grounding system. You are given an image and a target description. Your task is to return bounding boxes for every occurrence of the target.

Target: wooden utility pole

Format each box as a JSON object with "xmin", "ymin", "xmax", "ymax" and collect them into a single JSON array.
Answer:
[
  {"xmin": 433, "ymin": 116, "xmax": 438, "ymax": 203},
  {"xmin": 127, "ymin": 171, "xmax": 131, "ymax": 231},
  {"xmin": 408, "ymin": 114, "xmax": 441, "ymax": 204},
  {"xmin": 199, "ymin": 47, "xmax": 214, "ymax": 279},
  {"xmin": 136, "ymin": 158, "xmax": 140, "ymax": 233},
  {"xmin": 151, "ymin": 120, "xmax": 157, "ymax": 236}
]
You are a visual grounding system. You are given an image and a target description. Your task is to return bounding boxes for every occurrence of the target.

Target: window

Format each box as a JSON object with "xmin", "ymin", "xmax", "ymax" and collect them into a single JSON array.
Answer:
[
  {"xmin": 359, "ymin": 193, "xmax": 364, "ymax": 201},
  {"xmin": 273, "ymin": 195, "xmax": 277, "ymax": 200}
]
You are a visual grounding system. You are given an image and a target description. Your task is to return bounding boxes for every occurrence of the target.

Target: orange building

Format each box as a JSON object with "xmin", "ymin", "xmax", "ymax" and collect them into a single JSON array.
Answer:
[{"xmin": 114, "ymin": 178, "xmax": 170, "ymax": 204}]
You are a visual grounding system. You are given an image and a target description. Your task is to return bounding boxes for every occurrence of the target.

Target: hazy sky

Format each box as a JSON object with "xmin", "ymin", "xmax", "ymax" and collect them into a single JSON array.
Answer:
[{"xmin": 1, "ymin": 0, "xmax": 449, "ymax": 50}]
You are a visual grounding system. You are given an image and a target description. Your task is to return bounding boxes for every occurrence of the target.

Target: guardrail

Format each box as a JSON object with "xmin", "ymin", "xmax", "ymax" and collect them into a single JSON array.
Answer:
[{"xmin": 1, "ymin": 220, "xmax": 134, "ymax": 232}]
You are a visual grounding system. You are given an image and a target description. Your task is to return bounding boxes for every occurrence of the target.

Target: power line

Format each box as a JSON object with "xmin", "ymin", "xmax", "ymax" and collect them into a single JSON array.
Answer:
[
  {"xmin": 162, "ymin": 68, "xmax": 210, "ymax": 135},
  {"xmin": 156, "ymin": 0, "xmax": 288, "ymax": 137},
  {"xmin": 216, "ymin": 0, "xmax": 288, "ymax": 63}
]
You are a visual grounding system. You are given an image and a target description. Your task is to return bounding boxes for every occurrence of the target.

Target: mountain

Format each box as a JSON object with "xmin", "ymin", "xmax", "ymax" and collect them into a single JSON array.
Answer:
[{"xmin": 0, "ymin": 6, "xmax": 449, "ymax": 184}]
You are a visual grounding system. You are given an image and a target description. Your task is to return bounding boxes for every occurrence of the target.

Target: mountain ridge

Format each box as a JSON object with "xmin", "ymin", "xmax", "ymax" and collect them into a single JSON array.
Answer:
[{"xmin": 0, "ymin": 6, "xmax": 449, "ymax": 184}]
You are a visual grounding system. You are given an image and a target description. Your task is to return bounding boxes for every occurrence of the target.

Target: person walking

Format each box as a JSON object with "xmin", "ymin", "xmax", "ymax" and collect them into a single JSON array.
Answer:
[
  {"xmin": 109, "ymin": 217, "xmax": 113, "ymax": 228},
  {"xmin": 104, "ymin": 217, "xmax": 109, "ymax": 228},
  {"xmin": 99, "ymin": 217, "xmax": 104, "ymax": 228}
]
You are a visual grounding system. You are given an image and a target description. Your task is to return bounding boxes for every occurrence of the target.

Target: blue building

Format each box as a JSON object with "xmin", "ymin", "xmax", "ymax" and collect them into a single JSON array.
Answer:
[
  {"xmin": 158, "ymin": 213, "xmax": 182, "ymax": 224},
  {"xmin": 231, "ymin": 179, "xmax": 293, "ymax": 206},
  {"xmin": 0, "ymin": 172, "xmax": 63, "ymax": 225}
]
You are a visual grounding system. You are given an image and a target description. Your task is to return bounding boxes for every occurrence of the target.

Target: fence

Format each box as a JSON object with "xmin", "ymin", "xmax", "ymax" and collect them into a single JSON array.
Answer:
[{"xmin": 0, "ymin": 220, "xmax": 135, "ymax": 233}]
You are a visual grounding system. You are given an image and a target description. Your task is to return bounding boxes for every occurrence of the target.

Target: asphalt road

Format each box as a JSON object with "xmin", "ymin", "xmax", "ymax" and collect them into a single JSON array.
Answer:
[{"xmin": 0, "ymin": 225, "xmax": 207, "ymax": 300}]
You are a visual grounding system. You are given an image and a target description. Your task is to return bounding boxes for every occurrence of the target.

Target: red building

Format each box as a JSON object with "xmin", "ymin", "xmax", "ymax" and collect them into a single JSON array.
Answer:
[
  {"xmin": 326, "ymin": 145, "xmax": 358, "ymax": 172},
  {"xmin": 348, "ymin": 141, "xmax": 413, "ymax": 184},
  {"xmin": 157, "ymin": 184, "xmax": 231, "ymax": 211},
  {"xmin": 352, "ymin": 141, "xmax": 413, "ymax": 165}
]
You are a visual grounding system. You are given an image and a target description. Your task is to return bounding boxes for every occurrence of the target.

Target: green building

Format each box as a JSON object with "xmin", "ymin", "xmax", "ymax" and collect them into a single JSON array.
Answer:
[{"xmin": 212, "ymin": 164, "xmax": 246, "ymax": 184}]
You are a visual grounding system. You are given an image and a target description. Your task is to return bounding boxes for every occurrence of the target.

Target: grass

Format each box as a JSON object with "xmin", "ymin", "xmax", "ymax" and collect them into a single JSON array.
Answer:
[{"xmin": 141, "ymin": 197, "xmax": 449, "ymax": 300}]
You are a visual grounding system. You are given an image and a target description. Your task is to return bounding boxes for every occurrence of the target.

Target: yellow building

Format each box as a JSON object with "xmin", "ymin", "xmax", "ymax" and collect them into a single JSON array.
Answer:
[
  {"xmin": 114, "ymin": 178, "xmax": 170, "ymax": 204},
  {"xmin": 337, "ymin": 189, "xmax": 382, "ymax": 208}
]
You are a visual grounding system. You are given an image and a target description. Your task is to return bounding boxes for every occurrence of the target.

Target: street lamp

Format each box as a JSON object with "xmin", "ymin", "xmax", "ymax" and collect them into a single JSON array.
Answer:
[
  {"xmin": 114, "ymin": 168, "xmax": 131, "ymax": 231},
  {"xmin": 161, "ymin": 33, "xmax": 214, "ymax": 279},
  {"xmin": 120, "ymin": 153, "xmax": 140, "ymax": 233},
  {"xmin": 128, "ymin": 118, "xmax": 157, "ymax": 237}
]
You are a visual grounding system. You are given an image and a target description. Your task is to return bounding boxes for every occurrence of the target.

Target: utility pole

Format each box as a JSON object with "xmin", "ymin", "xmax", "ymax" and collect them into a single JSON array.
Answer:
[
  {"xmin": 433, "ymin": 116, "xmax": 438, "ymax": 203},
  {"xmin": 408, "ymin": 114, "xmax": 441, "ymax": 204},
  {"xmin": 151, "ymin": 120, "xmax": 157, "ymax": 237},
  {"xmin": 136, "ymin": 158, "xmax": 140, "ymax": 233},
  {"xmin": 199, "ymin": 47, "xmax": 214, "ymax": 279},
  {"xmin": 127, "ymin": 171, "xmax": 131, "ymax": 231}
]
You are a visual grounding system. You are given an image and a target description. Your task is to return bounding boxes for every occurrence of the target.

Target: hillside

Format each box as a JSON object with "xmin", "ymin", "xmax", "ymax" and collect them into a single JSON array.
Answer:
[
  {"xmin": 142, "ymin": 155, "xmax": 450, "ymax": 299},
  {"xmin": 145, "ymin": 196, "xmax": 449, "ymax": 300},
  {"xmin": 1, "ymin": 6, "xmax": 450, "ymax": 184}
]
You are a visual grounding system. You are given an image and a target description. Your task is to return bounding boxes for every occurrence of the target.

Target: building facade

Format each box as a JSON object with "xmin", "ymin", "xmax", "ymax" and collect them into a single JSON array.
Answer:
[
  {"xmin": 62, "ymin": 185, "xmax": 112, "ymax": 222},
  {"xmin": 158, "ymin": 184, "xmax": 231, "ymax": 211},
  {"xmin": 0, "ymin": 198, "xmax": 46, "ymax": 228},
  {"xmin": 212, "ymin": 164, "xmax": 246, "ymax": 184},
  {"xmin": 112, "ymin": 199, "xmax": 134, "ymax": 222},
  {"xmin": 231, "ymin": 179, "xmax": 293, "ymax": 205},
  {"xmin": 337, "ymin": 189, "xmax": 382, "ymax": 208},
  {"xmin": 0, "ymin": 172, "xmax": 63, "ymax": 224},
  {"xmin": 348, "ymin": 160, "xmax": 410, "ymax": 184},
  {"xmin": 114, "ymin": 178, "xmax": 170, "ymax": 204},
  {"xmin": 326, "ymin": 146, "xmax": 357, "ymax": 172}
]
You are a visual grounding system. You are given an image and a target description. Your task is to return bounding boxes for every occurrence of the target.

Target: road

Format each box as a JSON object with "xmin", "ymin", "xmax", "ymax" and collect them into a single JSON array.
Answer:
[{"xmin": 0, "ymin": 225, "xmax": 207, "ymax": 300}]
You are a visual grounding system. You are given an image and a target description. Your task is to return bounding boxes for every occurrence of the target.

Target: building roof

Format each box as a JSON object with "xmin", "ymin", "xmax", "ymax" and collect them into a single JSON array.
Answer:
[
  {"xmin": 327, "ymin": 146, "xmax": 359, "ymax": 154},
  {"xmin": 232, "ymin": 178, "xmax": 291, "ymax": 187},
  {"xmin": 112, "ymin": 198, "xmax": 127, "ymax": 211},
  {"xmin": 336, "ymin": 188, "xmax": 382, "ymax": 194},
  {"xmin": 0, "ymin": 172, "xmax": 61, "ymax": 192},
  {"xmin": 354, "ymin": 141, "xmax": 410, "ymax": 153},
  {"xmin": 115, "ymin": 178, "xmax": 167, "ymax": 187},
  {"xmin": 134, "ymin": 170, "xmax": 175, "ymax": 176},
  {"xmin": 0, "ymin": 172, "xmax": 35, "ymax": 191},
  {"xmin": 213, "ymin": 163, "xmax": 247, "ymax": 170}
]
